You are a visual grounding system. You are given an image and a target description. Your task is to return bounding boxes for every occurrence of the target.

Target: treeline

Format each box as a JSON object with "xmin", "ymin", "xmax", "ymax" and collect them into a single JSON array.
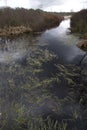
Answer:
[
  {"xmin": 70, "ymin": 9, "xmax": 87, "ymax": 33},
  {"xmin": 58, "ymin": 12, "xmax": 74, "ymax": 16},
  {"xmin": 0, "ymin": 7, "xmax": 63, "ymax": 35}
]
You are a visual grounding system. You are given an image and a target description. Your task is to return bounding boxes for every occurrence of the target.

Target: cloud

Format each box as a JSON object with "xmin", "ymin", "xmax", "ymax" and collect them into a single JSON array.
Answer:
[
  {"xmin": 0, "ymin": 0, "xmax": 87, "ymax": 12},
  {"xmin": 82, "ymin": 0, "xmax": 87, "ymax": 3},
  {"xmin": 29, "ymin": 0, "xmax": 87, "ymax": 11},
  {"xmin": 29, "ymin": 0, "xmax": 67, "ymax": 9}
]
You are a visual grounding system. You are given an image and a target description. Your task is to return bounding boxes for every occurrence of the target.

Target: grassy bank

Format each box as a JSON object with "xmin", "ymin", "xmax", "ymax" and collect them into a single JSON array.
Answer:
[
  {"xmin": 70, "ymin": 9, "xmax": 87, "ymax": 50},
  {"xmin": 70, "ymin": 9, "xmax": 87, "ymax": 35},
  {"xmin": 0, "ymin": 7, "xmax": 63, "ymax": 36}
]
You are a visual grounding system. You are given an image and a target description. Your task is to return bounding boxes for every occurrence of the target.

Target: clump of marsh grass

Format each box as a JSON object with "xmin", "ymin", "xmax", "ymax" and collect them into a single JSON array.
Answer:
[{"xmin": 27, "ymin": 116, "xmax": 68, "ymax": 130}]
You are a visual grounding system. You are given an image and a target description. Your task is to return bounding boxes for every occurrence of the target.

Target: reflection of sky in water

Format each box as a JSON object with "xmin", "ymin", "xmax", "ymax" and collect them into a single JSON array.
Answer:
[
  {"xmin": 44, "ymin": 19, "xmax": 79, "ymax": 45},
  {"xmin": 0, "ymin": 19, "xmax": 86, "ymax": 64},
  {"xmin": 41, "ymin": 19, "xmax": 85, "ymax": 63},
  {"xmin": 0, "ymin": 36, "xmax": 39, "ymax": 63}
]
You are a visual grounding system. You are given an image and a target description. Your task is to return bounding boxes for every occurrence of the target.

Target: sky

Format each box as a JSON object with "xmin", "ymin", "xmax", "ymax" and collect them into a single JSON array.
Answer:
[{"xmin": 0, "ymin": 0, "xmax": 87, "ymax": 12}]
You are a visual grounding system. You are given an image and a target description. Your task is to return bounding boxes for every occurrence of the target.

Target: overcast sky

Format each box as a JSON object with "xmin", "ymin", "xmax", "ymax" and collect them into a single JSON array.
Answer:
[{"xmin": 0, "ymin": 0, "xmax": 87, "ymax": 12}]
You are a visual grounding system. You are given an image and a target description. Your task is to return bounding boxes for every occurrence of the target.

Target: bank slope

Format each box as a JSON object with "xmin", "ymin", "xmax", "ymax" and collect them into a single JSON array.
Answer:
[
  {"xmin": 0, "ymin": 8, "xmax": 63, "ymax": 36},
  {"xmin": 70, "ymin": 9, "xmax": 87, "ymax": 50},
  {"xmin": 70, "ymin": 9, "xmax": 87, "ymax": 35}
]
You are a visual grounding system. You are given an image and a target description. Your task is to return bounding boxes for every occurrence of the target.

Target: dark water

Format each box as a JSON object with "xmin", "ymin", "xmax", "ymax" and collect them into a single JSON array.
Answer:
[{"xmin": 0, "ymin": 19, "xmax": 87, "ymax": 130}]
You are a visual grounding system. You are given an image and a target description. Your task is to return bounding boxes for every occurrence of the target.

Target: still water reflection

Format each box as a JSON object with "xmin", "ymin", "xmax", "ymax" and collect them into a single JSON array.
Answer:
[{"xmin": 0, "ymin": 19, "xmax": 86, "ymax": 64}]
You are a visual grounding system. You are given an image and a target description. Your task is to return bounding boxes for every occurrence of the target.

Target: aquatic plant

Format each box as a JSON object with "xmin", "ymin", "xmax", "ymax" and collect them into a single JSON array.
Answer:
[{"xmin": 0, "ymin": 45, "xmax": 87, "ymax": 129}]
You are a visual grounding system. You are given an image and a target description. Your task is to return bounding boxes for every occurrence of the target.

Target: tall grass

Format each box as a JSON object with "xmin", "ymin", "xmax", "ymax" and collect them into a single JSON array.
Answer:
[
  {"xmin": 70, "ymin": 9, "xmax": 87, "ymax": 33},
  {"xmin": 0, "ymin": 7, "xmax": 63, "ymax": 32},
  {"xmin": 27, "ymin": 117, "xmax": 68, "ymax": 130}
]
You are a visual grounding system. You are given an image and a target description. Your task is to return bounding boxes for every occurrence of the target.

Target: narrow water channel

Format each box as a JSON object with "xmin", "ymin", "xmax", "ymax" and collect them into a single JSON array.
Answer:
[{"xmin": 40, "ymin": 19, "xmax": 86, "ymax": 64}]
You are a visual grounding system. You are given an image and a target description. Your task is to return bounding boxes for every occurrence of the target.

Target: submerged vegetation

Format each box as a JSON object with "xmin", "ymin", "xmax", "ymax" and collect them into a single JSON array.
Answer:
[
  {"xmin": 0, "ymin": 44, "xmax": 87, "ymax": 129},
  {"xmin": 0, "ymin": 7, "xmax": 63, "ymax": 36}
]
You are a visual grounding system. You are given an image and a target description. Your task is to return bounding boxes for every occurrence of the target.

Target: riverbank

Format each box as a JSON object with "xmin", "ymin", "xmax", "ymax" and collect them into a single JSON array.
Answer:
[
  {"xmin": 77, "ymin": 40, "xmax": 87, "ymax": 51},
  {"xmin": 70, "ymin": 9, "xmax": 87, "ymax": 35},
  {"xmin": 0, "ymin": 26, "xmax": 32, "ymax": 36},
  {"xmin": 70, "ymin": 9, "xmax": 87, "ymax": 50},
  {"xmin": 0, "ymin": 8, "xmax": 63, "ymax": 37}
]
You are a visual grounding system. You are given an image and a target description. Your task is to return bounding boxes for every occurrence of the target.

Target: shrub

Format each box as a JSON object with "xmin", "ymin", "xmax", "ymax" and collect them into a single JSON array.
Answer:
[{"xmin": 70, "ymin": 9, "xmax": 87, "ymax": 33}]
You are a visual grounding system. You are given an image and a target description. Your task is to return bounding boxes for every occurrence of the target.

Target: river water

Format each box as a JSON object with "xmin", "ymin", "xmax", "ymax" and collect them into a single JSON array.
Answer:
[
  {"xmin": 40, "ymin": 19, "xmax": 87, "ymax": 64},
  {"xmin": 0, "ymin": 19, "xmax": 85, "ymax": 64},
  {"xmin": 0, "ymin": 19, "xmax": 87, "ymax": 129}
]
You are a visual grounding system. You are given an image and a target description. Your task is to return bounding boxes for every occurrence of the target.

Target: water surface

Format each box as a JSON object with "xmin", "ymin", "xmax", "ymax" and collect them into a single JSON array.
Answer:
[
  {"xmin": 0, "ymin": 19, "xmax": 87, "ymax": 130},
  {"xmin": 0, "ymin": 19, "xmax": 86, "ymax": 64}
]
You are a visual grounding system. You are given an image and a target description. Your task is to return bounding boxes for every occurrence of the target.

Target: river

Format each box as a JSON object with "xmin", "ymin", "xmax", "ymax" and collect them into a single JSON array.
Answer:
[
  {"xmin": 39, "ymin": 19, "xmax": 86, "ymax": 64},
  {"xmin": 0, "ymin": 19, "xmax": 87, "ymax": 130},
  {"xmin": 0, "ymin": 19, "xmax": 86, "ymax": 64}
]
